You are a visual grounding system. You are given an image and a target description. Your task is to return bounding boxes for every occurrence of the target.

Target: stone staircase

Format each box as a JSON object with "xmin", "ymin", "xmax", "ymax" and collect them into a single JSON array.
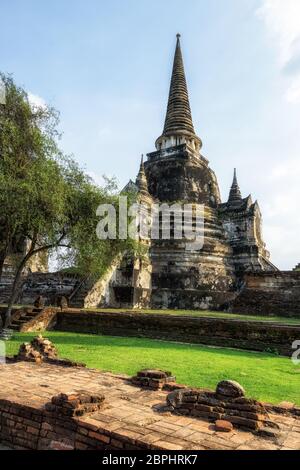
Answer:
[
  {"xmin": 9, "ymin": 307, "xmax": 44, "ymax": 331},
  {"xmin": 0, "ymin": 328, "xmax": 13, "ymax": 341},
  {"xmin": 0, "ymin": 265, "xmax": 28, "ymax": 304},
  {"xmin": 0, "ymin": 273, "xmax": 15, "ymax": 304},
  {"xmin": 69, "ymin": 275, "xmax": 97, "ymax": 308}
]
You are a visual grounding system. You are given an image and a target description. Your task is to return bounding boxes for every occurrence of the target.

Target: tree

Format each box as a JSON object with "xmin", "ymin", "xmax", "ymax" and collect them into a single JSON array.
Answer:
[
  {"xmin": 0, "ymin": 74, "xmax": 136, "ymax": 327},
  {"xmin": 0, "ymin": 73, "xmax": 60, "ymax": 279}
]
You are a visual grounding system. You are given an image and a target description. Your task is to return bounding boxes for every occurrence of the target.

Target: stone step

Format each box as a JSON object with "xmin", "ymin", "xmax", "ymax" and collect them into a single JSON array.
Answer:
[
  {"xmin": 0, "ymin": 329, "xmax": 14, "ymax": 340},
  {"xmin": 25, "ymin": 312, "xmax": 40, "ymax": 318},
  {"xmin": 9, "ymin": 324, "xmax": 20, "ymax": 331},
  {"xmin": 69, "ymin": 301, "xmax": 85, "ymax": 308},
  {"xmin": 69, "ymin": 286, "xmax": 93, "ymax": 308},
  {"xmin": 12, "ymin": 318, "xmax": 29, "ymax": 324}
]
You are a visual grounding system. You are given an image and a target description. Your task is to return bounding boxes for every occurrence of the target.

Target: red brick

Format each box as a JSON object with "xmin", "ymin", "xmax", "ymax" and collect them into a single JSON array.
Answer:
[
  {"xmin": 110, "ymin": 438, "xmax": 124, "ymax": 449},
  {"xmin": 27, "ymin": 426, "xmax": 39, "ymax": 436},
  {"xmin": 215, "ymin": 420, "xmax": 234, "ymax": 433},
  {"xmin": 88, "ymin": 431, "xmax": 110, "ymax": 443}
]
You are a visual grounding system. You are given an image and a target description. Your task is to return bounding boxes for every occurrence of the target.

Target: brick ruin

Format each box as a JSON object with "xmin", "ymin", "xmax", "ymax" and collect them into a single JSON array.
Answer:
[{"xmin": 0, "ymin": 359, "xmax": 299, "ymax": 450}]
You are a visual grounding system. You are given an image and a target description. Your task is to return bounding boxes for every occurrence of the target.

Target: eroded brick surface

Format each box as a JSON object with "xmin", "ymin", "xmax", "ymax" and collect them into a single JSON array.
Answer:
[{"xmin": 0, "ymin": 362, "xmax": 299, "ymax": 450}]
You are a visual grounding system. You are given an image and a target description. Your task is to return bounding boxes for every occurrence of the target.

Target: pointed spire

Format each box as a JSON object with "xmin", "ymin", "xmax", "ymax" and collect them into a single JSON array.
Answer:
[
  {"xmin": 228, "ymin": 168, "xmax": 242, "ymax": 203},
  {"xmin": 155, "ymin": 35, "xmax": 202, "ymax": 151},
  {"xmin": 140, "ymin": 154, "xmax": 144, "ymax": 170},
  {"xmin": 136, "ymin": 154, "xmax": 148, "ymax": 194},
  {"xmin": 163, "ymin": 34, "xmax": 195, "ymax": 136}
]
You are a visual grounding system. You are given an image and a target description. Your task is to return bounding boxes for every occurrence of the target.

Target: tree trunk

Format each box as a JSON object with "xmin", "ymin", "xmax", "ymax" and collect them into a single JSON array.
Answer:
[
  {"xmin": 4, "ymin": 256, "xmax": 27, "ymax": 328},
  {"xmin": 0, "ymin": 255, "xmax": 6, "ymax": 282},
  {"xmin": 0, "ymin": 248, "xmax": 8, "ymax": 282},
  {"xmin": 0, "ymin": 229, "xmax": 11, "ymax": 282},
  {"xmin": 4, "ymin": 234, "xmax": 67, "ymax": 328}
]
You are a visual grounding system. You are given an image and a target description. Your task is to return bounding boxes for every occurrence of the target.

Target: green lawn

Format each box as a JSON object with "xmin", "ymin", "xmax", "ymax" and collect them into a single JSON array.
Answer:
[
  {"xmin": 83, "ymin": 308, "xmax": 300, "ymax": 325},
  {"xmin": 5, "ymin": 331, "xmax": 300, "ymax": 405}
]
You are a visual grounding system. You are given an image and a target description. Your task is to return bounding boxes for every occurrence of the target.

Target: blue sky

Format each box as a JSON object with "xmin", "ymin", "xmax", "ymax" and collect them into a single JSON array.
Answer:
[{"xmin": 1, "ymin": 0, "xmax": 300, "ymax": 269}]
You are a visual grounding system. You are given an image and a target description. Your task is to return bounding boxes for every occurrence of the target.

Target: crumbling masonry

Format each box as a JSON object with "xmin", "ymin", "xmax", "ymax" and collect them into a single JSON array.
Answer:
[{"xmin": 103, "ymin": 34, "xmax": 277, "ymax": 310}]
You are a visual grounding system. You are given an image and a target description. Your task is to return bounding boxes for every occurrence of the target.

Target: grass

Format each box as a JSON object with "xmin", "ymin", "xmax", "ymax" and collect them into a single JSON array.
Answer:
[
  {"xmin": 0, "ymin": 304, "xmax": 24, "ymax": 309},
  {"xmin": 83, "ymin": 308, "xmax": 300, "ymax": 326},
  {"xmin": 5, "ymin": 331, "xmax": 300, "ymax": 405}
]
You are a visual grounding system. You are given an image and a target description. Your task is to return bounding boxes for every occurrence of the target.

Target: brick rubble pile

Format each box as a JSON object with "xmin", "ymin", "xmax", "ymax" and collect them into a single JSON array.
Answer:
[
  {"xmin": 45, "ymin": 392, "xmax": 105, "ymax": 417},
  {"xmin": 167, "ymin": 379, "xmax": 276, "ymax": 432},
  {"xmin": 131, "ymin": 369, "xmax": 176, "ymax": 390},
  {"xmin": 16, "ymin": 335, "xmax": 58, "ymax": 363}
]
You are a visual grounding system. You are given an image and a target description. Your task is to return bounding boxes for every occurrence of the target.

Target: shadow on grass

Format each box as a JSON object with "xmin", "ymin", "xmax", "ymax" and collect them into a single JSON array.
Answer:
[{"xmin": 10, "ymin": 331, "xmax": 281, "ymax": 361}]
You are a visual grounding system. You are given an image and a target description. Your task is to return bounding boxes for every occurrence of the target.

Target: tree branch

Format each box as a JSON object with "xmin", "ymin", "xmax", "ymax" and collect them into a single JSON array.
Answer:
[{"xmin": 28, "ymin": 231, "xmax": 67, "ymax": 256}]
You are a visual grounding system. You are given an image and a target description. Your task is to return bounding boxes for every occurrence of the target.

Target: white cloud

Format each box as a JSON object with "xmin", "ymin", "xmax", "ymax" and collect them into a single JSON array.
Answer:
[
  {"xmin": 28, "ymin": 92, "xmax": 47, "ymax": 109},
  {"xmin": 255, "ymin": 2, "xmax": 300, "ymax": 265},
  {"xmin": 262, "ymin": 156, "xmax": 300, "ymax": 269},
  {"xmin": 268, "ymin": 157, "xmax": 300, "ymax": 183},
  {"xmin": 257, "ymin": 0, "xmax": 300, "ymax": 65},
  {"xmin": 257, "ymin": 0, "xmax": 300, "ymax": 103},
  {"xmin": 285, "ymin": 76, "xmax": 300, "ymax": 103}
]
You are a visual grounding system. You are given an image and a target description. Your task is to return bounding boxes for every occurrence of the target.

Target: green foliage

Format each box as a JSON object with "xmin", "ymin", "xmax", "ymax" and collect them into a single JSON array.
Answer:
[
  {"xmin": 0, "ymin": 73, "xmax": 136, "ymax": 282},
  {"xmin": 57, "ymin": 176, "xmax": 139, "ymax": 277},
  {"xmin": 0, "ymin": 73, "xmax": 140, "ymax": 327},
  {"xmin": 0, "ymin": 73, "xmax": 64, "ymax": 262},
  {"xmin": 6, "ymin": 332, "xmax": 300, "ymax": 405}
]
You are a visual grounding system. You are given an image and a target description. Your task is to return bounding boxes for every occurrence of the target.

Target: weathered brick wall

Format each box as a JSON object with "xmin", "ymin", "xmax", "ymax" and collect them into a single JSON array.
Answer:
[
  {"xmin": 0, "ymin": 272, "xmax": 82, "ymax": 305},
  {"xmin": 231, "ymin": 272, "xmax": 300, "ymax": 317},
  {"xmin": 0, "ymin": 399, "xmax": 146, "ymax": 450},
  {"xmin": 21, "ymin": 272, "xmax": 81, "ymax": 305},
  {"xmin": 55, "ymin": 310, "xmax": 300, "ymax": 356},
  {"xmin": 0, "ymin": 362, "xmax": 299, "ymax": 450}
]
